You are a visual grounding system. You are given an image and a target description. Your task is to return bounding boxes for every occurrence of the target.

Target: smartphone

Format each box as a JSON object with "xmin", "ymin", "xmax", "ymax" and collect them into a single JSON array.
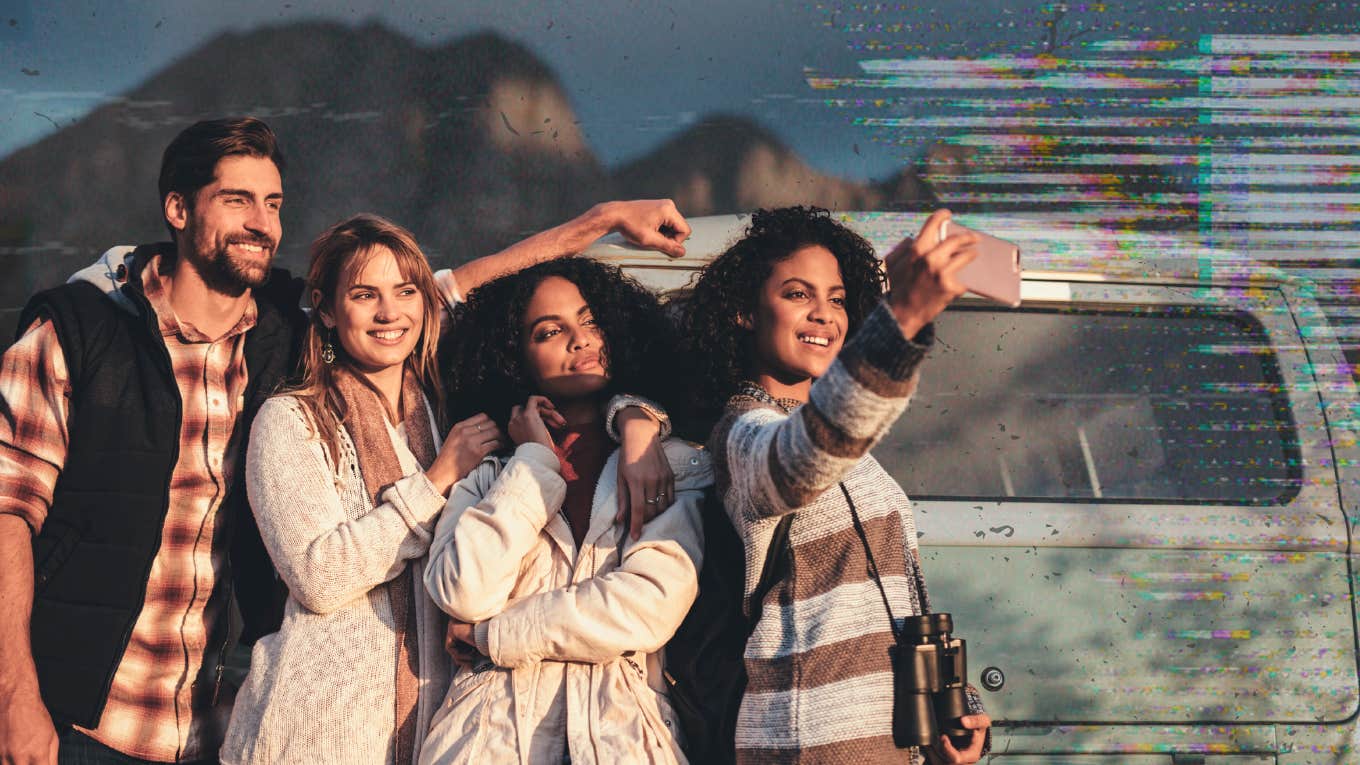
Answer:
[{"xmin": 940, "ymin": 220, "xmax": 1022, "ymax": 308}]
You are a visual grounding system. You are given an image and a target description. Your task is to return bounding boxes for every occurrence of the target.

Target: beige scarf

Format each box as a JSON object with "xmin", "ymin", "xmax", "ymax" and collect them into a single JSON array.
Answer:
[{"xmin": 333, "ymin": 366, "xmax": 435, "ymax": 765}]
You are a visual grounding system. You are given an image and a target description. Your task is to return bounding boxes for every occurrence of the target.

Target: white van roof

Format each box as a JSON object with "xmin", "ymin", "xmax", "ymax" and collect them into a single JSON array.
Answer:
[{"xmin": 584, "ymin": 212, "xmax": 1307, "ymax": 295}]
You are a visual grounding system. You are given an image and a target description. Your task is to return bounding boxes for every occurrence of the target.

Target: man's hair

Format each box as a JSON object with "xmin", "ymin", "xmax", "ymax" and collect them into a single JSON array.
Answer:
[{"xmin": 157, "ymin": 117, "xmax": 285, "ymax": 237}]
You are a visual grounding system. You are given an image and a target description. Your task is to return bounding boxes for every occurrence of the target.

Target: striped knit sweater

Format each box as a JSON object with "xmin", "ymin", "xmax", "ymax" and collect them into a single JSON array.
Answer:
[{"xmin": 709, "ymin": 301, "xmax": 943, "ymax": 764}]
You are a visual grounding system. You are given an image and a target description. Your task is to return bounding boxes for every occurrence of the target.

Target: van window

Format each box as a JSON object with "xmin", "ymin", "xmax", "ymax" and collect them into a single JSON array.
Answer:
[{"xmin": 877, "ymin": 305, "xmax": 1301, "ymax": 505}]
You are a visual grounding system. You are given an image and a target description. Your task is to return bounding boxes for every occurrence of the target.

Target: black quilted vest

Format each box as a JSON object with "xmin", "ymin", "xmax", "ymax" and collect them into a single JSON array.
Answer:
[{"xmin": 17, "ymin": 246, "xmax": 303, "ymax": 727}]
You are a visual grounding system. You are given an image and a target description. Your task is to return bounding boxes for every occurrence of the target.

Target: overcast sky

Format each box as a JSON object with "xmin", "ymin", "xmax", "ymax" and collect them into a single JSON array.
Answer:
[{"xmin": 2, "ymin": 1, "xmax": 1356, "ymax": 180}]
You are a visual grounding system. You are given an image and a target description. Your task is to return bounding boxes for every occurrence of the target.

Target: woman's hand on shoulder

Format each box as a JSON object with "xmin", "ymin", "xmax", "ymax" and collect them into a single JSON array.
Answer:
[
  {"xmin": 614, "ymin": 408, "xmax": 676, "ymax": 541},
  {"xmin": 427, "ymin": 413, "xmax": 504, "ymax": 496},
  {"xmin": 508, "ymin": 396, "xmax": 562, "ymax": 451}
]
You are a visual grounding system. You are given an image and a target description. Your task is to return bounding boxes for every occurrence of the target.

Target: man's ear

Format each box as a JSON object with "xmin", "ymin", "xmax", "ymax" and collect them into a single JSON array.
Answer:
[
  {"xmin": 164, "ymin": 192, "xmax": 189, "ymax": 234},
  {"xmin": 312, "ymin": 289, "xmax": 336, "ymax": 329}
]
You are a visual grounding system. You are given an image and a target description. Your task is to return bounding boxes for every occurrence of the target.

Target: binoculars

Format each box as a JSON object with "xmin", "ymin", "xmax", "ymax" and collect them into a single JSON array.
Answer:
[{"xmin": 890, "ymin": 612, "xmax": 971, "ymax": 750}]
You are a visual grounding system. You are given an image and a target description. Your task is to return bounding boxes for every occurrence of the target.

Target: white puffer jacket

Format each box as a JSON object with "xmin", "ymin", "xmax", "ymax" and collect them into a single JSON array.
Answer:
[{"xmin": 419, "ymin": 439, "xmax": 710, "ymax": 765}]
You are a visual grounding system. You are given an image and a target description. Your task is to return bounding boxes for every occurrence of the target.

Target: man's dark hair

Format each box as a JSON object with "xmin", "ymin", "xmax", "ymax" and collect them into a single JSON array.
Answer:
[{"xmin": 157, "ymin": 117, "xmax": 285, "ymax": 237}]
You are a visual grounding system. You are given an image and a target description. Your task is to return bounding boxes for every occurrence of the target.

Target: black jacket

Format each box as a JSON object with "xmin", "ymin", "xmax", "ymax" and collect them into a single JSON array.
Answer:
[{"xmin": 17, "ymin": 245, "xmax": 305, "ymax": 727}]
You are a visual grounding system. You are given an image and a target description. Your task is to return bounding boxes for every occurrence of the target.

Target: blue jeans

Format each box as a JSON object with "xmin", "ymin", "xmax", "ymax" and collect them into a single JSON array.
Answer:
[{"xmin": 58, "ymin": 728, "xmax": 216, "ymax": 765}]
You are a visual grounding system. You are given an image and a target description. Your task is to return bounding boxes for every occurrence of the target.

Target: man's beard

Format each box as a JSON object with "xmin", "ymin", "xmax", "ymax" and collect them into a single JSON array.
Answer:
[{"xmin": 189, "ymin": 234, "xmax": 275, "ymax": 296}]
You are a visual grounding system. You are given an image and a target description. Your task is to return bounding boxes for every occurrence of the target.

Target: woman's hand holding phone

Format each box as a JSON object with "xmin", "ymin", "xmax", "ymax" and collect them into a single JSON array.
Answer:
[
  {"xmin": 940, "ymin": 220, "xmax": 1022, "ymax": 308},
  {"xmin": 884, "ymin": 209, "xmax": 979, "ymax": 340}
]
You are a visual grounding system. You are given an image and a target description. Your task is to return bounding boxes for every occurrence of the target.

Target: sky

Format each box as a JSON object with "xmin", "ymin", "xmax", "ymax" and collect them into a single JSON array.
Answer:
[{"xmin": 2, "ymin": 1, "xmax": 1357, "ymax": 181}]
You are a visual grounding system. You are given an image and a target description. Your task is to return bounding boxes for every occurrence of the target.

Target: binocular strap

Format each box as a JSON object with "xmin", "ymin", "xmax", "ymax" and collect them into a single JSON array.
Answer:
[{"xmin": 837, "ymin": 482, "xmax": 908, "ymax": 635}]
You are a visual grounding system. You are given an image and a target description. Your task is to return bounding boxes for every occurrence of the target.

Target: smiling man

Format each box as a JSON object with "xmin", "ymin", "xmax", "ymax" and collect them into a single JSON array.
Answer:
[
  {"xmin": 0, "ymin": 117, "xmax": 691, "ymax": 765},
  {"xmin": 173, "ymin": 155, "xmax": 283, "ymax": 297},
  {"xmin": 0, "ymin": 119, "xmax": 302, "ymax": 765}
]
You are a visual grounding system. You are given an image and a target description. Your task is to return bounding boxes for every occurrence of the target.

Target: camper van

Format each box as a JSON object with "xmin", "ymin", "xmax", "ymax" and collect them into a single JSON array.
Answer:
[{"xmin": 585, "ymin": 213, "xmax": 1360, "ymax": 765}]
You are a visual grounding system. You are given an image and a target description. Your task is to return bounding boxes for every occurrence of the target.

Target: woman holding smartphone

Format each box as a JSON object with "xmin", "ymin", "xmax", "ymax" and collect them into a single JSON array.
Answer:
[{"xmin": 684, "ymin": 206, "xmax": 991, "ymax": 765}]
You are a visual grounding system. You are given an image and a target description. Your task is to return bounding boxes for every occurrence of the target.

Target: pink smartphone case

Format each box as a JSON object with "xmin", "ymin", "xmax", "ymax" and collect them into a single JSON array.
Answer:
[{"xmin": 942, "ymin": 221, "xmax": 1022, "ymax": 307}]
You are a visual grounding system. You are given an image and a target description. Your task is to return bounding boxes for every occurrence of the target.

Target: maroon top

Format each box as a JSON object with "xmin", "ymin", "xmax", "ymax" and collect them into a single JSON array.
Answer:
[{"xmin": 553, "ymin": 422, "xmax": 611, "ymax": 547}]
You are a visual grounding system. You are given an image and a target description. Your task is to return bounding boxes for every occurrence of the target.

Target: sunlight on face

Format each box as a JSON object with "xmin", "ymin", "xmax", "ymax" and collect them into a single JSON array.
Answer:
[
  {"xmin": 747, "ymin": 245, "xmax": 848, "ymax": 399},
  {"xmin": 325, "ymin": 246, "xmax": 424, "ymax": 382},
  {"xmin": 181, "ymin": 154, "xmax": 283, "ymax": 292},
  {"xmin": 521, "ymin": 276, "xmax": 610, "ymax": 401}
]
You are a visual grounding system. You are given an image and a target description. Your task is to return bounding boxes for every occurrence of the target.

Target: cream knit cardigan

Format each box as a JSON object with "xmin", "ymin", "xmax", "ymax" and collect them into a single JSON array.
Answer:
[{"xmin": 221, "ymin": 395, "xmax": 451, "ymax": 765}]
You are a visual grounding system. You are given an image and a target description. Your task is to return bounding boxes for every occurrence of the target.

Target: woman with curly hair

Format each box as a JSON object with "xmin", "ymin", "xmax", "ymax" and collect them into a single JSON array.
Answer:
[
  {"xmin": 684, "ymin": 207, "xmax": 991, "ymax": 764},
  {"xmin": 420, "ymin": 258, "xmax": 710, "ymax": 764}
]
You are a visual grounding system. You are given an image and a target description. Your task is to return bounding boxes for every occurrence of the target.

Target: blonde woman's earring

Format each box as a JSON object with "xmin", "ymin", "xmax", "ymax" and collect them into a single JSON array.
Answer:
[{"xmin": 321, "ymin": 331, "xmax": 337, "ymax": 365}]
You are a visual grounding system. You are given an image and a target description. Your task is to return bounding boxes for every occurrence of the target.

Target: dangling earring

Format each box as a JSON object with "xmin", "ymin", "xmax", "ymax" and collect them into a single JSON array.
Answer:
[{"xmin": 321, "ymin": 329, "xmax": 336, "ymax": 365}]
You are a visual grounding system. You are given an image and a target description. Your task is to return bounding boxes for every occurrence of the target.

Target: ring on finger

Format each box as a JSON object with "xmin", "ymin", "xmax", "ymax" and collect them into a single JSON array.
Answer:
[{"xmin": 644, "ymin": 497, "xmax": 659, "ymax": 505}]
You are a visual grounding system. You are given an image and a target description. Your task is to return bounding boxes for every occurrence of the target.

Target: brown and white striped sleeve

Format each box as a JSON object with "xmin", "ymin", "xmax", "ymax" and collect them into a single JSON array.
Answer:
[{"xmin": 717, "ymin": 301, "xmax": 933, "ymax": 523}]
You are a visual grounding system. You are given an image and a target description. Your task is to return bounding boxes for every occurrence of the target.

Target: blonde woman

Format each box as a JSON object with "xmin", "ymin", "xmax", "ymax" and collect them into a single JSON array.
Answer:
[{"xmin": 220, "ymin": 215, "xmax": 483, "ymax": 765}]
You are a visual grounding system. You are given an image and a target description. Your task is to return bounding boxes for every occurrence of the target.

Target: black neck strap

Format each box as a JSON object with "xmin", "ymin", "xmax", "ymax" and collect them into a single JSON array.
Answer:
[{"xmin": 839, "ymin": 482, "xmax": 902, "ymax": 640}]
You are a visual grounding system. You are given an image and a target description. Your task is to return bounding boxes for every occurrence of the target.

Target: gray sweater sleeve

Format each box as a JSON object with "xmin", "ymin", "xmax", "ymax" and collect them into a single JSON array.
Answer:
[{"xmin": 245, "ymin": 396, "xmax": 446, "ymax": 614}]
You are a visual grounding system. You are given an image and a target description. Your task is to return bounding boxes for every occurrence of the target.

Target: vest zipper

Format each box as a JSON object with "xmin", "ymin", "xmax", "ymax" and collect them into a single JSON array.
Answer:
[{"xmin": 210, "ymin": 577, "xmax": 233, "ymax": 707}]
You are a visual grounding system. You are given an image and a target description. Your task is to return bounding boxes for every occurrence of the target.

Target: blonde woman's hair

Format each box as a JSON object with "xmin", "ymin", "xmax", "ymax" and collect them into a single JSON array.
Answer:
[{"xmin": 284, "ymin": 213, "xmax": 448, "ymax": 465}]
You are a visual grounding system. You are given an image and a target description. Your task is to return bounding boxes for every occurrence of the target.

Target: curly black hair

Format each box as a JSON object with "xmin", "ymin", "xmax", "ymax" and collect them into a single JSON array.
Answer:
[
  {"xmin": 442, "ymin": 257, "xmax": 683, "ymax": 431},
  {"xmin": 681, "ymin": 206, "xmax": 885, "ymax": 427}
]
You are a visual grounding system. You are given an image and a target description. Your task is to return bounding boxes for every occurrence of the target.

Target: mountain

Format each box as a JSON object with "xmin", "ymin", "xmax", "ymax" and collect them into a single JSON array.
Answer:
[
  {"xmin": 0, "ymin": 21, "xmax": 926, "ymax": 339},
  {"xmin": 0, "ymin": 22, "xmax": 608, "ymax": 282},
  {"xmin": 614, "ymin": 115, "xmax": 935, "ymax": 216}
]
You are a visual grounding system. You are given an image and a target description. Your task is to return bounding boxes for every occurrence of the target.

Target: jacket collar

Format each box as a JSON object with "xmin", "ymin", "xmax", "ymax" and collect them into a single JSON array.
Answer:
[
  {"xmin": 69, "ymin": 242, "xmax": 302, "ymax": 342},
  {"xmin": 544, "ymin": 441, "xmax": 711, "ymax": 565}
]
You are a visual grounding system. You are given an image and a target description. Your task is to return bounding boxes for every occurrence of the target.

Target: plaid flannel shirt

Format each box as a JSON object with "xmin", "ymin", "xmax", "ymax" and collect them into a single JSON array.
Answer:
[{"xmin": 0, "ymin": 256, "xmax": 254, "ymax": 762}]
